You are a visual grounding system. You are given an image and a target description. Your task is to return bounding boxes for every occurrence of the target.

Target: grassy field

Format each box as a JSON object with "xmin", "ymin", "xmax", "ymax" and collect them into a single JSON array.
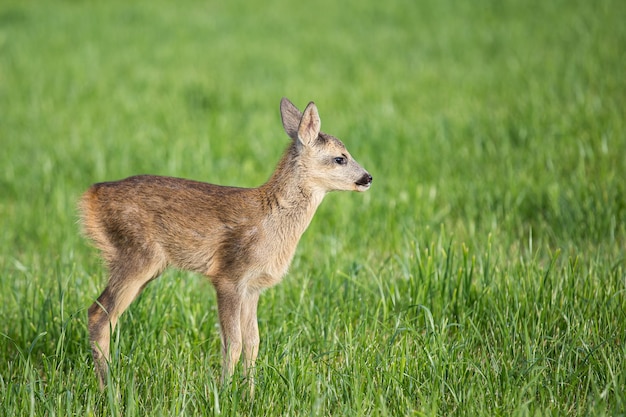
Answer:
[{"xmin": 1, "ymin": 0, "xmax": 625, "ymax": 415}]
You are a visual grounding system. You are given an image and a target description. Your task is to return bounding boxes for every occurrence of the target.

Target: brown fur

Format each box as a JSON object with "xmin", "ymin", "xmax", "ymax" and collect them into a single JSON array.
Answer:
[{"xmin": 79, "ymin": 98, "xmax": 372, "ymax": 393}]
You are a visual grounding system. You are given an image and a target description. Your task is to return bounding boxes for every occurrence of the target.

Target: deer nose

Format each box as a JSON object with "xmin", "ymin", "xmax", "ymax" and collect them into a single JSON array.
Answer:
[{"xmin": 356, "ymin": 173, "xmax": 372, "ymax": 186}]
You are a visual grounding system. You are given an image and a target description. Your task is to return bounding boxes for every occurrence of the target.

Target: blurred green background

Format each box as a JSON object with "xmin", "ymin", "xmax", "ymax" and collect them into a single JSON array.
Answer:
[{"xmin": 1, "ymin": 0, "xmax": 624, "ymax": 415}]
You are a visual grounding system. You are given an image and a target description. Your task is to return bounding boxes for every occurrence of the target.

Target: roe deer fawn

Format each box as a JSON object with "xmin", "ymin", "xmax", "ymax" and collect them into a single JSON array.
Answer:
[{"xmin": 79, "ymin": 97, "xmax": 372, "ymax": 393}]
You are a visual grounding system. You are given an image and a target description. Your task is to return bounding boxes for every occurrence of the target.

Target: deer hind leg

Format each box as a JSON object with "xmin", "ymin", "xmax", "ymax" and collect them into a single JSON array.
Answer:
[{"xmin": 88, "ymin": 255, "xmax": 165, "ymax": 389}]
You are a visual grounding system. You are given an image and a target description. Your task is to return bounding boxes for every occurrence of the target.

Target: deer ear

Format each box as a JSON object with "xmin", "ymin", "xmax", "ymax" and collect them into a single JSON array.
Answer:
[
  {"xmin": 280, "ymin": 97, "xmax": 302, "ymax": 141},
  {"xmin": 297, "ymin": 102, "xmax": 321, "ymax": 146}
]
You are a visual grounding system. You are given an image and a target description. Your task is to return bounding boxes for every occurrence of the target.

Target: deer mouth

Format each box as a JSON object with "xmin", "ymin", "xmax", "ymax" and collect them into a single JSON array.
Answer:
[{"xmin": 355, "ymin": 173, "xmax": 372, "ymax": 191}]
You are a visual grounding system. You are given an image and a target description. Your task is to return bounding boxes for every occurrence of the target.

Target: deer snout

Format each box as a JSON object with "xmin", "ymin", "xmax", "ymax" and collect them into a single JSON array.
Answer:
[{"xmin": 355, "ymin": 173, "xmax": 372, "ymax": 191}]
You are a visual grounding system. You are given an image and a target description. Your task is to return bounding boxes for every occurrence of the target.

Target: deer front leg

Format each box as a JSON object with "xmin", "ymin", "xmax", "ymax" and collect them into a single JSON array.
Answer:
[
  {"xmin": 241, "ymin": 290, "xmax": 260, "ymax": 395},
  {"xmin": 216, "ymin": 283, "xmax": 243, "ymax": 384}
]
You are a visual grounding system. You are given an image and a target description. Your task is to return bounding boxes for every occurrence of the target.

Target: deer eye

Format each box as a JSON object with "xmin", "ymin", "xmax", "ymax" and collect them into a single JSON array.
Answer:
[{"xmin": 334, "ymin": 156, "xmax": 347, "ymax": 165}]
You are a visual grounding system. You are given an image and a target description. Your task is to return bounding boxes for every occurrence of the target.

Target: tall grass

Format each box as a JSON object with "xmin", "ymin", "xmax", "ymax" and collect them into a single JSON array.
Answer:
[{"xmin": 1, "ymin": 0, "xmax": 624, "ymax": 415}]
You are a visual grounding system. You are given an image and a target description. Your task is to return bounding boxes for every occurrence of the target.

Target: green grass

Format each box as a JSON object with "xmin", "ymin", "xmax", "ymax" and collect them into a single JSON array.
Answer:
[{"xmin": 1, "ymin": 0, "xmax": 625, "ymax": 415}]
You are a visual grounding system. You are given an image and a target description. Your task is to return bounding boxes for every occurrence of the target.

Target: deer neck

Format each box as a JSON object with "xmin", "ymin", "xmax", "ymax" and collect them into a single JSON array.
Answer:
[{"xmin": 259, "ymin": 145, "xmax": 326, "ymax": 222}]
